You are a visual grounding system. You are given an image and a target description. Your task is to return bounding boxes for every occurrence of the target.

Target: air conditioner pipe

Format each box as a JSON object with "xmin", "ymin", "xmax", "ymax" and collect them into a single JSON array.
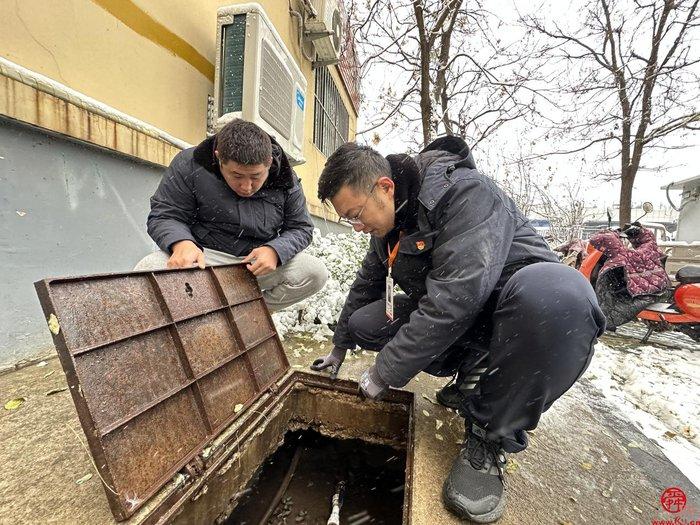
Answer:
[
  {"xmin": 665, "ymin": 183, "xmax": 684, "ymax": 212},
  {"xmin": 302, "ymin": 0, "xmax": 318, "ymax": 17},
  {"xmin": 289, "ymin": 0, "xmax": 317, "ymax": 63}
]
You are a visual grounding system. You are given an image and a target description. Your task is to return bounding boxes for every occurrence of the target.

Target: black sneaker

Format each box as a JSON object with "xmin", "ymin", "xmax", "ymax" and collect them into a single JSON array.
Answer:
[
  {"xmin": 442, "ymin": 423, "xmax": 507, "ymax": 523},
  {"xmin": 436, "ymin": 363, "xmax": 488, "ymax": 410},
  {"xmin": 436, "ymin": 380, "xmax": 461, "ymax": 409}
]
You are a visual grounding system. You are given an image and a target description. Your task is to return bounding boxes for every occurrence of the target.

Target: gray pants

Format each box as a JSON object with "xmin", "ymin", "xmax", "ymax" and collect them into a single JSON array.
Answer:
[{"xmin": 134, "ymin": 248, "xmax": 328, "ymax": 312}]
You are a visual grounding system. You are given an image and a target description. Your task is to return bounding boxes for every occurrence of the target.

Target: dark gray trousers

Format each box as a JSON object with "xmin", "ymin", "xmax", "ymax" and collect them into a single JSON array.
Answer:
[{"xmin": 346, "ymin": 262, "xmax": 606, "ymax": 453}]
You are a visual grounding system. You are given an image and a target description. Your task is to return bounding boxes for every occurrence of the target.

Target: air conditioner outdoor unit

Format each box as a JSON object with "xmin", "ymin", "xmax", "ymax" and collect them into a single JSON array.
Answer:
[
  {"xmin": 307, "ymin": 0, "xmax": 342, "ymax": 63},
  {"xmin": 215, "ymin": 3, "xmax": 307, "ymax": 165}
]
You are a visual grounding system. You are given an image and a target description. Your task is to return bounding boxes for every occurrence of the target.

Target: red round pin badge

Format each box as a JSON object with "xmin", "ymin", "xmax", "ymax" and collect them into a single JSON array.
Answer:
[{"xmin": 660, "ymin": 487, "xmax": 686, "ymax": 513}]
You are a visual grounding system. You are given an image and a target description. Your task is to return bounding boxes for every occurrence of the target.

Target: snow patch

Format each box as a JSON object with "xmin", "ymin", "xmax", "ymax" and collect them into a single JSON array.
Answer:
[
  {"xmin": 584, "ymin": 340, "xmax": 700, "ymax": 488},
  {"xmin": 272, "ymin": 229, "xmax": 369, "ymax": 341}
]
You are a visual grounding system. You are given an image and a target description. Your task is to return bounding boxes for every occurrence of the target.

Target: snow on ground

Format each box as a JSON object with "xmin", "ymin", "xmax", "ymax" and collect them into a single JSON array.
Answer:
[
  {"xmin": 583, "ymin": 332, "xmax": 700, "ymax": 488},
  {"xmin": 614, "ymin": 322, "xmax": 699, "ymax": 352},
  {"xmin": 272, "ymin": 229, "xmax": 369, "ymax": 340}
]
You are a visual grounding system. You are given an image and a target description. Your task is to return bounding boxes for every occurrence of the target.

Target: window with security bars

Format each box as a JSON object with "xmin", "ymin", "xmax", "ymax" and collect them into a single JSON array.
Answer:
[{"xmin": 314, "ymin": 67, "xmax": 350, "ymax": 157}]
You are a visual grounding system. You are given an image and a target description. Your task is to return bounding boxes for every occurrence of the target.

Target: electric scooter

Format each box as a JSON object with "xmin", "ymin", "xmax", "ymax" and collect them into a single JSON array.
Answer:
[{"xmin": 578, "ymin": 203, "xmax": 699, "ymax": 343}]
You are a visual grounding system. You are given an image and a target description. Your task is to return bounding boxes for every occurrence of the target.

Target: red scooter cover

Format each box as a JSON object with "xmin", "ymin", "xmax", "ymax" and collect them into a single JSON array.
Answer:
[{"xmin": 589, "ymin": 227, "xmax": 671, "ymax": 297}]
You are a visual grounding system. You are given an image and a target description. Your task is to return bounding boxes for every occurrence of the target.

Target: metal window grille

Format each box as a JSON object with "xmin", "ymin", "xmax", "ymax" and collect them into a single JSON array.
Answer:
[{"xmin": 313, "ymin": 67, "xmax": 350, "ymax": 157}]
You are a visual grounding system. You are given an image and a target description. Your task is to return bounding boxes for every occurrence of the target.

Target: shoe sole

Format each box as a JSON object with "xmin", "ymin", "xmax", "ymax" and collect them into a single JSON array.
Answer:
[{"xmin": 442, "ymin": 481, "xmax": 506, "ymax": 523}]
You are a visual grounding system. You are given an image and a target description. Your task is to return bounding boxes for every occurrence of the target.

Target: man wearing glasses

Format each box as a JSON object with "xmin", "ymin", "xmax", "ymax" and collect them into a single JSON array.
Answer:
[
  {"xmin": 136, "ymin": 118, "xmax": 327, "ymax": 312},
  {"xmin": 311, "ymin": 138, "xmax": 605, "ymax": 523}
]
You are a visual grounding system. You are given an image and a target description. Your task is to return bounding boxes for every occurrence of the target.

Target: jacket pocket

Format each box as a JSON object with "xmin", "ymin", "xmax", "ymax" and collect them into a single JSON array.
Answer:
[
  {"xmin": 259, "ymin": 192, "xmax": 285, "ymax": 232},
  {"xmin": 191, "ymin": 223, "xmax": 225, "ymax": 251},
  {"xmin": 393, "ymin": 231, "xmax": 437, "ymax": 299}
]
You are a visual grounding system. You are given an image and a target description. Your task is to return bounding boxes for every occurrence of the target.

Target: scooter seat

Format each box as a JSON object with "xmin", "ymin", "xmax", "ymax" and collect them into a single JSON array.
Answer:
[{"xmin": 676, "ymin": 265, "xmax": 700, "ymax": 284}]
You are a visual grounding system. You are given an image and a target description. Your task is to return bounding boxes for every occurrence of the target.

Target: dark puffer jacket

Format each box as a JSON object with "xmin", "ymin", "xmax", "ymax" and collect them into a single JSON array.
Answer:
[{"xmin": 147, "ymin": 135, "xmax": 314, "ymax": 265}]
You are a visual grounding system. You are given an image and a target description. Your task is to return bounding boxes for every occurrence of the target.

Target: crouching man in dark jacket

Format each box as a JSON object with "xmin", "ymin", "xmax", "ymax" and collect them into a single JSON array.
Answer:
[
  {"xmin": 136, "ymin": 118, "xmax": 327, "ymax": 311},
  {"xmin": 311, "ymin": 139, "xmax": 606, "ymax": 523}
]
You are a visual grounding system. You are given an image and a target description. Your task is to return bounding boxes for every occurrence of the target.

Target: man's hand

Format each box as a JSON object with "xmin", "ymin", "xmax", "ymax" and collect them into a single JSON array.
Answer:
[
  {"xmin": 242, "ymin": 246, "xmax": 279, "ymax": 276},
  {"xmin": 168, "ymin": 240, "xmax": 205, "ymax": 269},
  {"xmin": 310, "ymin": 347, "xmax": 348, "ymax": 379},
  {"xmin": 359, "ymin": 366, "xmax": 389, "ymax": 400}
]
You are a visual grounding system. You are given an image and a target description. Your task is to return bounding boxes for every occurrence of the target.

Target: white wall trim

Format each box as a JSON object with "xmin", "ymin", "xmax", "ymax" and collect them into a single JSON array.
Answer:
[{"xmin": 0, "ymin": 56, "xmax": 192, "ymax": 150}]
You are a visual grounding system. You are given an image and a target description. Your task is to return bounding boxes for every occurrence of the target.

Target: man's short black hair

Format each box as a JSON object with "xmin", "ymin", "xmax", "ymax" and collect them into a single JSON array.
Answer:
[
  {"xmin": 216, "ymin": 118, "xmax": 272, "ymax": 165},
  {"xmin": 318, "ymin": 142, "xmax": 391, "ymax": 202}
]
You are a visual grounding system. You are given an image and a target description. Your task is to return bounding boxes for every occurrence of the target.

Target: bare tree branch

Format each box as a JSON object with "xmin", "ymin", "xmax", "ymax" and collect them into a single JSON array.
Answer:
[{"xmin": 522, "ymin": 0, "xmax": 700, "ymax": 224}]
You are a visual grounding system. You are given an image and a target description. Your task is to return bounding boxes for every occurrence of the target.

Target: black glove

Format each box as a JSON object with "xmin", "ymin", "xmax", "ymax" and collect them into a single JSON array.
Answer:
[{"xmin": 310, "ymin": 346, "xmax": 348, "ymax": 379}]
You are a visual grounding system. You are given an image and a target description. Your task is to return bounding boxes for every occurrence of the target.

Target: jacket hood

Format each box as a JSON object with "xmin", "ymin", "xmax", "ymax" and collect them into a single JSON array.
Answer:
[
  {"xmin": 386, "ymin": 153, "xmax": 422, "ymax": 236},
  {"xmin": 416, "ymin": 136, "xmax": 477, "ymax": 174},
  {"xmin": 192, "ymin": 134, "xmax": 295, "ymax": 190}
]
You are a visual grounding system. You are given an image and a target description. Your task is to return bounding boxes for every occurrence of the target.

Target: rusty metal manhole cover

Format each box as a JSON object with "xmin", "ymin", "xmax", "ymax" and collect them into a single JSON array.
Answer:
[{"xmin": 34, "ymin": 264, "xmax": 289, "ymax": 520}]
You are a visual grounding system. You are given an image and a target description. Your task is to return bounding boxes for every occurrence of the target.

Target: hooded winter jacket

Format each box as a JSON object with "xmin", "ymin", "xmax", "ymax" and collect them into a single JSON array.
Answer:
[{"xmin": 332, "ymin": 139, "xmax": 559, "ymax": 387}]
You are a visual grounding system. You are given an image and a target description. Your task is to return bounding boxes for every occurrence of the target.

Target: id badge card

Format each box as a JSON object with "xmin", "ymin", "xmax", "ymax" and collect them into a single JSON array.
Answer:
[{"xmin": 385, "ymin": 274, "xmax": 394, "ymax": 320}]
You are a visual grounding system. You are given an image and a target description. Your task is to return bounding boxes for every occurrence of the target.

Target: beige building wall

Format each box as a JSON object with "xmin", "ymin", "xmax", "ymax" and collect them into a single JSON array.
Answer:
[{"xmin": 0, "ymin": 0, "xmax": 357, "ymax": 216}]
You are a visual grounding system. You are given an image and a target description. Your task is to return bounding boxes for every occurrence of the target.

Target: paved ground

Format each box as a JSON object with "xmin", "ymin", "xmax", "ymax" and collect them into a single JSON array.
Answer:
[{"xmin": 1, "ymin": 335, "xmax": 698, "ymax": 524}]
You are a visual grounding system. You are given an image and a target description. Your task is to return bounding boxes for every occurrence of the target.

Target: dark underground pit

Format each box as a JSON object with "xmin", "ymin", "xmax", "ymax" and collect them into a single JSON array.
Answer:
[{"xmin": 225, "ymin": 428, "xmax": 406, "ymax": 525}]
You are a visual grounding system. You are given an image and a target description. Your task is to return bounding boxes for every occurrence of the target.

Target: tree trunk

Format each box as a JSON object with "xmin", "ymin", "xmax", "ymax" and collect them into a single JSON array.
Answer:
[
  {"xmin": 419, "ymin": 58, "xmax": 432, "ymax": 146},
  {"xmin": 618, "ymin": 171, "xmax": 634, "ymax": 226},
  {"xmin": 413, "ymin": 0, "xmax": 432, "ymax": 146},
  {"xmin": 436, "ymin": 0, "xmax": 462, "ymax": 137}
]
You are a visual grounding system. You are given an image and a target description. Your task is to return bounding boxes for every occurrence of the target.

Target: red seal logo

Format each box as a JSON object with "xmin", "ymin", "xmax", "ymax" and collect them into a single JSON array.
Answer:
[
  {"xmin": 416, "ymin": 240, "xmax": 425, "ymax": 251},
  {"xmin": 660, "ymin": 487, "xmax": 687, "ymax": 513}
]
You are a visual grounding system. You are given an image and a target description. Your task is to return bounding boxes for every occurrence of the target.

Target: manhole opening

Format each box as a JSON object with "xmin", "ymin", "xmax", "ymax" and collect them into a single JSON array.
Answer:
[
  {"xmin": 225, "ymin": 428, "xmax": 406, "ymax": 524},
  {"xmin": 170, "ymin": 376, "xmax": 414, "ymax": 525}
]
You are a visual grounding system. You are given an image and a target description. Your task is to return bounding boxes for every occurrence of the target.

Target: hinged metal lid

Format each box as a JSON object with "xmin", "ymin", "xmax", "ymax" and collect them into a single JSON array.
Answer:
[{"xmin": 34, "ymin": 264, "xmax": 289, "ymax": 521}]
